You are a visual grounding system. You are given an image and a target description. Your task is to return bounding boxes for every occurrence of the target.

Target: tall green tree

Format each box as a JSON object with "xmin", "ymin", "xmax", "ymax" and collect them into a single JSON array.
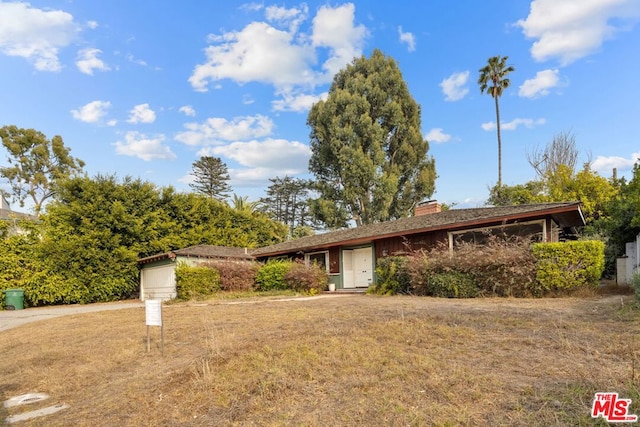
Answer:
[
  {"xmin": 260, "ymin": 176, "xmax": 315, "ymax": 234},
  {"xmin": 189, "ymin": 156, "xmax": 232, "ymax": 200},
  {"xmin": 478, "ymin": 55, "xmax": 515, "ymax": 187},
  {"xmin": 308, "ymin": 49, "xmax": 436, "ymax": 227},
  {"xmin": 0, "ymin": 125, "xmax": 85, "ymax": 216}
]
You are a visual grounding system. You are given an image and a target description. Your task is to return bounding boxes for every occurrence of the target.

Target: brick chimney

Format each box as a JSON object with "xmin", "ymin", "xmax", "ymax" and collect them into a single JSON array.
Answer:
[{"xmin": 414, "ymin": 200, "xmax": 441, "ymax": 216}]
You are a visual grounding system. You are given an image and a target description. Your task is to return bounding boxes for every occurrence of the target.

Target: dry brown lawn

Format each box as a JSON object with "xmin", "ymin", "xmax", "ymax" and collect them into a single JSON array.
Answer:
[{"xmin": 1, "ymin": 293, "xmax": 639, "ymax": 426}]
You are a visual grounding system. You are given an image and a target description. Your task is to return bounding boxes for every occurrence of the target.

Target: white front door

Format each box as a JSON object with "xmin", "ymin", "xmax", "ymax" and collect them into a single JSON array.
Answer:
[
  {"xmin": 342, "ymin": 247, "xmax": 373, "ymax": 288},
  {"xmin": 353, "ymin": 247, "xmax": 373, "ymax": 287}
]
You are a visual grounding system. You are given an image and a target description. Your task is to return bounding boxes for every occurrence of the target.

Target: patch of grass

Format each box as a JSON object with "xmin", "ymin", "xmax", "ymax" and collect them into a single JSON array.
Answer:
[{"xmin": 0, "ymin": 294, "xmax": 639, "ymax": 426}]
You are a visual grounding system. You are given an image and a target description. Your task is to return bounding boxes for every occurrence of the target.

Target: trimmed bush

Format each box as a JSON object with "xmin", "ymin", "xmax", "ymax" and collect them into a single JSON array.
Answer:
[
  {"xmin": 532, "ymin": 240, "xmax": 605, "ymax": 293},
  {"xmin": 175, "ymin": 263, "xmax": 220, "ymax": 300},
  {"xmin": 284, "ymin": 260, "xmax": 328, "ymax": 293},
  {"xmin": 371, "ymin": 256, "xmax": 411, "ymax": 295},
  {"xmin": 425, "ymin": 271, "xmax": 479, "ymax": 298},
  {"xmin": 255, "ymin": 260, "xmax": 292, "ymax": 291},
  {"xmin": 205, "ymin": 260, "xmax": 260, "ymax": 292}
]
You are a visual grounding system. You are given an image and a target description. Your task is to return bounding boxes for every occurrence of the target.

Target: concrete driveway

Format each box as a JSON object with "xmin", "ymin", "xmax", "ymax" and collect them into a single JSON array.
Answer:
[{"xmin": 0, "ymin": 301, "xmax": 144, "ymax": 332}]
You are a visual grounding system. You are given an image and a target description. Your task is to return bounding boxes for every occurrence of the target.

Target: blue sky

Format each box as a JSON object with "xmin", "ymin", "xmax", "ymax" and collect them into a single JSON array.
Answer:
[{"xmin": 0, "ymin": 1, "xmax": 639, "ymax": 213}]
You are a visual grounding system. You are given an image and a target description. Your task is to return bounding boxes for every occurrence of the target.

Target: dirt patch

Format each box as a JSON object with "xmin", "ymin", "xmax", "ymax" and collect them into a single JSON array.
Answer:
[{"xmin": 1, "ymin": 294, "xmax": 639, "ymax": 426}]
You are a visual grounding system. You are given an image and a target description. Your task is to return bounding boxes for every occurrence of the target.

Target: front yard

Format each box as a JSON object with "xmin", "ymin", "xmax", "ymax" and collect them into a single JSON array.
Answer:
[{"xmin": 1, "ymin": 293, "xmax": 638, "ymax": 426}]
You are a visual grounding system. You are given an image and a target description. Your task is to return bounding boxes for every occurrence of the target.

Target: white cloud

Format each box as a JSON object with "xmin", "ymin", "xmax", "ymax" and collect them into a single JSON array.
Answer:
[
  {"xmin": 481, "ymin": 118, "xmax": 546, "ymax": 131},
  {"xmin": 425, "ymin": 128, "xmax": 452, "ymax": 144},
  {"xmin": 265, "ymin": 4, "xmax": 308, "ymax": 32},
  {"xmin": 592, "ymin": 152, "xmax": 640, "ymax": 173},
  {"xmin": 242, "ymin": 94, "xmax": 255, "ymax": 105},
  {"xmin": 189, "ymin": 21, "xmax": 316, "ymax": 92},
  {"xmin": 126, "ymin": 53, "xmax": 148, "ymax": 67},
  {"xmin": 175, "ymin": 114, "xmax": 274, "ymax": 146},
  {"xmin": 311, "ymin": 3, "xmax": 367, "ymax": 78},
  {"xmin": 86, "ymin": 21, "xmax": 99, "ymax": 30},
  {"xmin": 76, "ymin": 48, "xmax": 110, "ymax": 75},
  {"xmin": 272, "ymin": 91, "xmax": 327, "ymax": 112},
  {"xmin": 516, "ymin": 0, "xmax": 640, "ymax": 65},
  {"xmin": 196, "ymin": 139, "xmax": 311, "ymax": 188},
  {"xmin": 127, "ymin": 103, "xmax": 156, "ymax": 124},
  {"xmin": 398, "ymin": 26, "xmax": 416, "ymax": 52},
  {"xmin": 439, "ymin": 71, "xmax": 470, "ymax": 102},
  {"xmin": 518, "ymin": 69, "xmax": 560, "ymax": 98},
  {"xmin": 209, "ymin": 139, "xmax": 311, "ymax": 169},
  {"xmin": 179, "ymin": 105, "xmax": 196, "ymax": 116},
  {"xmin": 189, "ymin": 4, "xmax": 367, "ymax": 92},
  {"xmin": 71, "ymin": 100, "xmax": 112, "ymax": 123},
  {"xmin": 0, "ymin": 2, "xmax": 78, "ymax": 71},
  {"xmin": 114, "ymin": 131, "xmax": 175, "ymax": 161}
]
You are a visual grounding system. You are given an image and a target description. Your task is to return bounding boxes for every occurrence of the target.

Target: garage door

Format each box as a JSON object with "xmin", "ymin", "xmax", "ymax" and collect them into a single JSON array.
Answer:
[{"xmin": 140, "ymin": 264, "xmax": 176, "ymax": 301}]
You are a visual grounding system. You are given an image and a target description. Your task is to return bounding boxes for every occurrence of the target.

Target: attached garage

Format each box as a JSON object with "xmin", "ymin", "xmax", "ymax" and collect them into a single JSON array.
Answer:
[{"xmin": 138, "ymin": 245, "xmax": 254, "ymax": 301}]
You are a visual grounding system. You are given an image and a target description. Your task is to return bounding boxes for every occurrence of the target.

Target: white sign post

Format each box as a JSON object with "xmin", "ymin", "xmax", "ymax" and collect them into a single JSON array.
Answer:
[{"xmin": 145, "ymin": 300, "xmax": 164, "ymax": 356}]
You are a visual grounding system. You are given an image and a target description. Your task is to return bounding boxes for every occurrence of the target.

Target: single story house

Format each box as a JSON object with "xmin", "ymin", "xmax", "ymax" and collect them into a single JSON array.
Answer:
[
  {"xmin": 137, "ymin": 201, "xmax": 585, "ymax": 298},
  {"xmin": 137, "ymin": 245, "xmax": 253, "ymax": 300},
  {"xmin": 250, "ymin": 201, "xmax": 585, "ymax": 290}
]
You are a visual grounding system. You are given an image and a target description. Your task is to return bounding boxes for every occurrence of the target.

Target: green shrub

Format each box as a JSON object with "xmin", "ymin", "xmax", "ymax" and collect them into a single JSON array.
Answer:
[
  {"xmin": 370, "ymin": 256, "xmax": 411, "ymax": 295},
  {"xmin": 206, "ymin": 260, "xmax": 260, "ymax": 292},
  {"xmin": 408, "ymin": 237, "xmax": 538, "ymax": 297},
  {"xmin": 633, "ymin": 273, "xmax": 640, "ymax": 302},
  {"xmin": 255, "ymin": 260, "xmax": 292, "ymax": 291},
  {"xmin": 425, "ymin": 271, "xmax": 479, "ymax": 298},
  {"xmin": 175, "ymin": 263, "xmax": 221, "ymax": 300},
  {"xmin": 284, "ymin": 260, "xmax": 328, "ymax": 293},
  {"xmin": 532, "ymin": 240, "xmax": 605, "ymax": 293},
  {"xmin": 21, "ymin": 272, "xmax": 90, "ymax": 306}
]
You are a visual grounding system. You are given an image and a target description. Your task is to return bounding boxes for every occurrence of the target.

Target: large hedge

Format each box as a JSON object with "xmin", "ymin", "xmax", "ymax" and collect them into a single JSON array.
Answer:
[
  {"xmin": 0, "ymin": 175, "xmax": 288, "ymax": 306},
  {"xmin": 532, "ymin": 240, "xmax": 605, "ymax": 292},
  {"xmin": 372, "ymin": 238, "xmax": 605, "ymax": 297}
]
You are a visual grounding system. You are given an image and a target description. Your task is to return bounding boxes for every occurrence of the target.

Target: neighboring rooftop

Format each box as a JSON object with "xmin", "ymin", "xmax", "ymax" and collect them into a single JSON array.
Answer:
[{"xmin": 138, "ymin": 244, "xmax": 254, "ymax": 264}]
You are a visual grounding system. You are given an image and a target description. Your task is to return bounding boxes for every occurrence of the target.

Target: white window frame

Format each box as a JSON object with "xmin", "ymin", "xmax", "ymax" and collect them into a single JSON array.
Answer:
[{"xmin": 305, "ymin": 251, "xmax": 329, "ymax": 273}]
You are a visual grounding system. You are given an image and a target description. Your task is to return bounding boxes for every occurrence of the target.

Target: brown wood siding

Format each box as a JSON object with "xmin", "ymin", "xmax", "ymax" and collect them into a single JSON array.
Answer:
[
  {"xmin": 375, "ymin": 230, "xmax": 448, "ymax": 258},
  {"xmin": 329, "ymin": 247, "xmax": 340, "ymax": 274}
]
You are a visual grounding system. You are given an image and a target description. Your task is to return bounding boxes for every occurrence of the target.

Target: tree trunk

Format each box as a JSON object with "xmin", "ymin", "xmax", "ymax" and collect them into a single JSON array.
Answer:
[{"xmin": 494, "ymin": 95, "xmax": 502, "ymax": 187}]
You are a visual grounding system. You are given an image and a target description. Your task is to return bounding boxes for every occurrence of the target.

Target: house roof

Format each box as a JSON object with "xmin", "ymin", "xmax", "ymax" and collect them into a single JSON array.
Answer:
[
  {"xmin": 0, "ymin": 208, "xmax": 35, "ymax": 221},
  {"xmin": 251, "ymin": 202, "xmax": 585, "ymax": 257},
  {"xmin": 138, "ymin": 244, "xmax": 253, "ymax": 265}
]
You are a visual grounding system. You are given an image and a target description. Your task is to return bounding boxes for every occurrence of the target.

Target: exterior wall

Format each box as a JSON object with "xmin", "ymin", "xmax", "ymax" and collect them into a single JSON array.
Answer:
[{"xmin": 375, "ymin": 231, "xmax": 448, "ymax": 258}]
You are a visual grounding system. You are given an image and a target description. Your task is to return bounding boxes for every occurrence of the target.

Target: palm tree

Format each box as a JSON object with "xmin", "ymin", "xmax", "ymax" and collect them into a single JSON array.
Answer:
[
  {"xmin": 231, "ymin": 194, "xmax": 261, "ymax": 214},
  {"xmin": 478, "ymin": 55, "xmax": 515, "ymax": 187}
]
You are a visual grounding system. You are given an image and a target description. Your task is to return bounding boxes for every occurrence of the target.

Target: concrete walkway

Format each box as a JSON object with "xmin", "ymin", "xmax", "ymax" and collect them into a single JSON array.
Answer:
[{"xmin": 0, "ymin": 301, "xmax": 144, "ymax": 332}]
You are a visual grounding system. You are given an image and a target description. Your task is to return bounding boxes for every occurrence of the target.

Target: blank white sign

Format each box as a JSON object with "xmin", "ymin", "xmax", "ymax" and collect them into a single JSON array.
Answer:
[{"xmin": 145, "ymin": 300, "xmax": 162, "ymax": 326}]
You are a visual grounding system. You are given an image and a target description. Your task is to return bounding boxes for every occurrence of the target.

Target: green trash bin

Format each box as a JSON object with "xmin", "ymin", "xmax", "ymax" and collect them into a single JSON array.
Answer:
[{"xmin": 3, "ymin": 289, "xmax": 24, "ymax": 310}]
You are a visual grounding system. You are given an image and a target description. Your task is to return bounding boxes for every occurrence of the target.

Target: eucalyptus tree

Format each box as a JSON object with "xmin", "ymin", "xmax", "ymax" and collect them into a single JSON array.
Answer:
[
  {"xmin": 308, "ymin": 49, "xmax": 436, "ymax": 227},
  {"xmin": 478, "ymin": 55, "xmax": 515, "ymax": 187},
  {"xmin": 0, "ymin": 125, "xmax": 85, "ymax": 216}
]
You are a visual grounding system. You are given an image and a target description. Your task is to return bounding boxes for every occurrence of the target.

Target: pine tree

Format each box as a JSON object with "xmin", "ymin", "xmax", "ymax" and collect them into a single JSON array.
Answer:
[{"xmin": 189, "ymin": 156, "xmax": 232, "ymax": 201}]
